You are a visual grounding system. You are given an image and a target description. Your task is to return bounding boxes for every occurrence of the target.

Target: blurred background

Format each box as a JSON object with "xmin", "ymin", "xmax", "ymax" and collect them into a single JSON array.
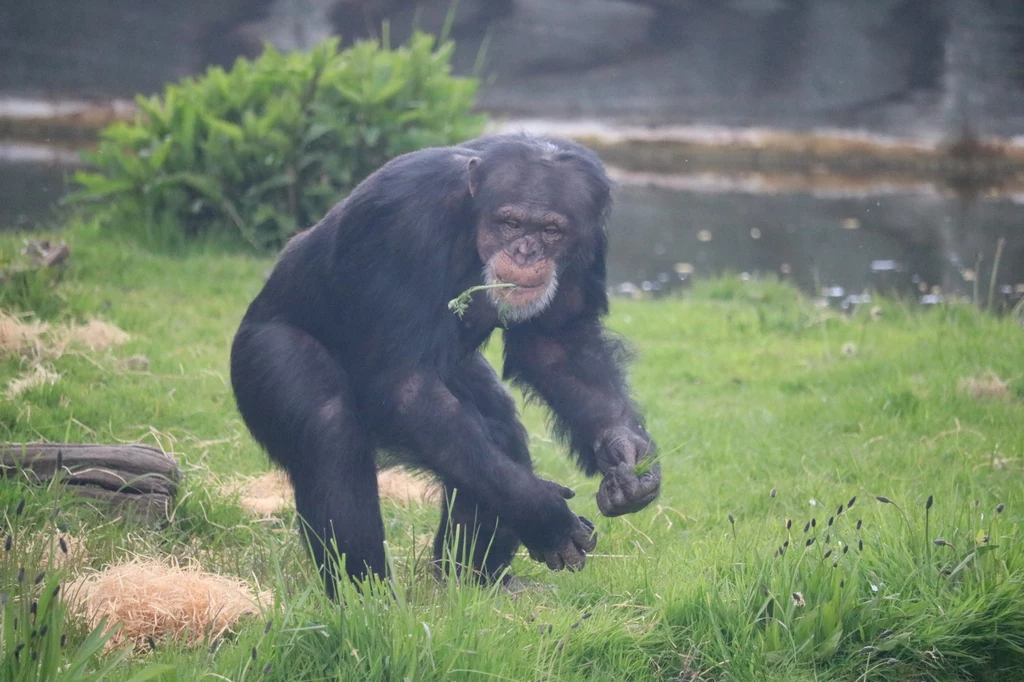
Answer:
[{"xmin": 1, "ymin": 0, "xmax": 1023, "ymax": 310}]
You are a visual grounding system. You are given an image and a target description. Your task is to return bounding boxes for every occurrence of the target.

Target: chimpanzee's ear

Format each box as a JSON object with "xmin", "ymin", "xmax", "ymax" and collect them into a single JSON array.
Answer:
[{"xmin": 467, "ymin": 156, "xmax": 482, "ymax": 198}]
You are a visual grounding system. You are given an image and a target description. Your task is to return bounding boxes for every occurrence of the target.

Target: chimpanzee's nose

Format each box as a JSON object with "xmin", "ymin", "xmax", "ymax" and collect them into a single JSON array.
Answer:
[{"xmin": 513, "ymin": 240, "xmax": 539, "ymax": 266}]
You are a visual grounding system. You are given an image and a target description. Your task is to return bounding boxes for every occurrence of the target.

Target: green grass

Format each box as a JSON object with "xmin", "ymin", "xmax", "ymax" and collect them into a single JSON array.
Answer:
[{"xmin": 2, "ymin": 222, "xmax": 1023, "ymax": 681}]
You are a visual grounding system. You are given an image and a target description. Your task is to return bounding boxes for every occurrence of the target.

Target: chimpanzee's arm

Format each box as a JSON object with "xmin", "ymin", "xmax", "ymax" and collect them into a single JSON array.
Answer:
[
  {"xmin": 369, "ymin": 370, "xmax": 597, "ymax": 570},
  {"xmin": 503, "ymin": 311, "xmax": 661, "ymax": 517}
]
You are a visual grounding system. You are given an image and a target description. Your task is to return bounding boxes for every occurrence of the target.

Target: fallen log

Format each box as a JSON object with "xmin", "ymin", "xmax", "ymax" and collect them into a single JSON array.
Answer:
[{"xmin": 0, "ymin": 443, "xmax": 181, "ymax": 522}]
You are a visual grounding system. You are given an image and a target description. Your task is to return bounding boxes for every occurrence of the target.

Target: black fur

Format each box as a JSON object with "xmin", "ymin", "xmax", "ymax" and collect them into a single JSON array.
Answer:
[{"xmin": 230, "ymin": 134, "xmax": 656, "ymax": 593}]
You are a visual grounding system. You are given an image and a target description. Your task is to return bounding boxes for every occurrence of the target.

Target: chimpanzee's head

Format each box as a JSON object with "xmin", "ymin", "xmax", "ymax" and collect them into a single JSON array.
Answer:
[{"xmin": 466, "ymin": 136, "xmax": 612, "ymax": 323}]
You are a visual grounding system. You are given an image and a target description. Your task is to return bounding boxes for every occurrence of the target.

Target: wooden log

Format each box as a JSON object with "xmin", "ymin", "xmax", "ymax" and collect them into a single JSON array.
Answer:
[
  {"xmin": 0, "ymin": 443, "xmax": 181, "ymax": 522},
  {"xmin": 69, "ymin": 487, "xmax": 172, "ymax": 523}
]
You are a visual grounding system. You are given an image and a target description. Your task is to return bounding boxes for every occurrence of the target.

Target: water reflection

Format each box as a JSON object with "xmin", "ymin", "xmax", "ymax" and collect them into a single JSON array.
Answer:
[
  {"xmin": 606, "ymin": 178, "xmax": 1024, "ymax": 312},
  {"xmin": 0, "ymin": 144, "xmax": 79, "ymax": 230},
  {"xmin": 0, "ymin": 151, "xmax": 1021, "ymax": 314}
]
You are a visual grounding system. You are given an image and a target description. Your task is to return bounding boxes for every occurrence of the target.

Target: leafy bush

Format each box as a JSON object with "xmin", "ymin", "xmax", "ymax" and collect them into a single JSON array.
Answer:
[{"xmin": 68, "ymin": 34, "xmax": 486, "ymax": 251}]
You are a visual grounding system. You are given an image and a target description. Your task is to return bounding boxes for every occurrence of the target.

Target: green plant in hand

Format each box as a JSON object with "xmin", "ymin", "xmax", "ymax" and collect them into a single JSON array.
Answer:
[{"xmin": 67, "ymin": 34, "xmax": 485, "ymax": 252}]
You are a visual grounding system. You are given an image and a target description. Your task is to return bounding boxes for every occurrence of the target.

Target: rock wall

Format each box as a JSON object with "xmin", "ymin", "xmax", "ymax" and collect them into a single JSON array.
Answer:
[{"xmin": 2, "ymin": 0, "xmax": 1024, "ymax": 138}]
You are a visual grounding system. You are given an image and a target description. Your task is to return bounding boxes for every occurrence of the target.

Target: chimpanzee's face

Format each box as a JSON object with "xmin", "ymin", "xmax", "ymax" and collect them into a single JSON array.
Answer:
[{"xmin": 473, "ymin": 151, "xmax": 603, "ymax": 323}]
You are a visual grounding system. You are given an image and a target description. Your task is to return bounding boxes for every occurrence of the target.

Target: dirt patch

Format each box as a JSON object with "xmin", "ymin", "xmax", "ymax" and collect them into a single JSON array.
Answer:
[{"xmin": 67, "ymin": 558, "xmax": 268, "ymax": 650}]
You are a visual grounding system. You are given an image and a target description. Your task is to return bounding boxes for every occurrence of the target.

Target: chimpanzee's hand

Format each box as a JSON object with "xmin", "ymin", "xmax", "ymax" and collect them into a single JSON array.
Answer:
[
  {"xmin": 522, "ymin": 479, "xmax": 598, "ymax": 571},
  {"xmin": 526, "ymin": 514, "xmax": 598, "ymax": 571},
  {"xmin": 595, "ymin": 426, "xmax": 661, "ymax": 517}
]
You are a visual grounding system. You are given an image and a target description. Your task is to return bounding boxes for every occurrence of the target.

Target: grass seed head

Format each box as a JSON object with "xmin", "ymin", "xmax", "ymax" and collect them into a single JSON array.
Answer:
[
  {"xmin": 878, "ymin": 629, "xmax": 894, "ymax": 639},
  {"xmin": 783, "ymin": 540, "xmax": 789, "ymax": 548},
  {"xmin": 811, "ymin": 517, "xmax": 817, "ymax": 528},
  {"xmin": 840, "ymin": 579, "xmax": 845, "ymax": 588},
  {"xmin": 263, "ymin": 663, "xmax": 273, "ymax": 675},
  {"xmin": 996, "ymin": 503, "xmax": 1005, "ymax": 513},
  {"xmin": 728, "ymin": 514, "xmax": 735, "ymax": 525},
  {"xmin": 59, "ymin": 537, "xmax": 68, "ymax": 554},
  {"xmin": 264, "ymin": 620, "xmax": 273, "ymax": 634},
  {"xmin": 843, "ymin": 545, "xmax": 849, "ymax": 554},
  {"xmin": 210, "ymin": 639, "xmax": 221, "ymax": 654},
  {"xmin": 859, "ymin": 539, "xmax": 864, "ymax": 551},
  {"xmin": 824, "ymin": 549, "xmax": 833, "ymax": 559},
  {"xmin": 886, "ymin": 658, "xmax": 900, "ymax": 666},
  {"xmin": 856, "ymin": 519, "xmax": 862, "ymax": 530},
  {"xmin": 803, "ymin": 521, "xmax": 810, "ymax": 533},
  {"xmin": 786, "ymin": 519, "xmax": 792, "ymax": 530},
  {"xmin": 828, "ymin": 516, "xmax": 834, "ymax": 526},
  {"xmin": 17, "ymin": 567, "xmax": 24, "ymax": 583},
  {"xmin": 806, "ymin": 537, "xmax": 816, "ymax": 547},
  {"xmin": 859, "ymin": 646, "xmax": 879, "ymax": 655},
  {"xmin": 16, "ymin": 498, "xmax": 25, "ymax": 516},
  {"xmin": 848, "ymin": 496, "xmax": 856, "ymax": 508},
  {"xmin": 770, "ymin": 488, "xmax": 777, "ymax": 498},
  {"xmin": 926, "ymin": 495, "xmax": 933, "ymax": 510},
  {"xmin": 876, "ymin": 495, "xmax": 891, "ymax": 504},
  {"xmin": 4, "ymin": 535, "xmax": 11, "ymax": 552},
  {"xmin": 837, "ymin": 503, "xmax": 844, "ymax": 516},
  {"xmin": 251, "ymin": 646, "xmax": 257, "ymax": 661},
  {"xmin": 34, "ymin": 571, "xmax": 45, "ymax": 585}
]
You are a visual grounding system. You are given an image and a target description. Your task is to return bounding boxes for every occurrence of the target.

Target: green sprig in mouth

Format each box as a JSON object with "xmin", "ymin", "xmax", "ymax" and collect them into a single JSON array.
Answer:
[{"xmin": 447, "ymin": 283, "xmax": 517, "ymax": 319}]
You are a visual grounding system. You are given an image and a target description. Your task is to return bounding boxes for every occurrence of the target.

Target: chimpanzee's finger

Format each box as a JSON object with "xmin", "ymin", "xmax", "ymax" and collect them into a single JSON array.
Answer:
[
  {"xmin": 538, "ymin": 477, "xmax": 576, "ymax": 500},
  {"xmin": 528, "ymin": 547, "xmax": 545, "ymax": 563},
  {"xmin": 572, "ymin": 516, "xmax": 598, "ymax": 552},
  {"xmin": 560, "ymin": 544, "xmax": 586, "ymax": 572},
  {"xmin": 545, "ymin": 551, "xmax": 565, "ymax": 571}
]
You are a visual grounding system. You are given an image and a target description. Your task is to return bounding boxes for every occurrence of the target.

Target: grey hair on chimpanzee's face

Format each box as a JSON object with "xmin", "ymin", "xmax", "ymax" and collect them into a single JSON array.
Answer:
[{"xmin": 482, "ymin": 259, "xmax": 560, "ymax": 324}]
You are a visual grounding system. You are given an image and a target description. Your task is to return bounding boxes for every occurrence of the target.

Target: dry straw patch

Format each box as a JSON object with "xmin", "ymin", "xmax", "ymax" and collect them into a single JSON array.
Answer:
[
  {"xmin": 0, "ymin": 311, "xmax": 129, "ymax": 359},
  {"xmin": 7, "ymin": 364, "xmax": 60, "ymax": 397},
  {"xmin": 68, "ymin": 558, "xmax": 268, "ymax": 650},
  {"xmin": 230, "ymin": 467, "xmax": 438, "ymax": 516},
  {"xmin": 2, "ymin": 312, "xmax": 130, "ymax": 395},
  {"xmin": 958, "ymin": 371, "xmax": 1010, "ymax": 400},
  {"xmin": 0, "ymin": 311, "xmax": 46, "ymax": 356},
  {"xmin": 377, "ymin": 467, "xmax": 440, "ymax": 506}
]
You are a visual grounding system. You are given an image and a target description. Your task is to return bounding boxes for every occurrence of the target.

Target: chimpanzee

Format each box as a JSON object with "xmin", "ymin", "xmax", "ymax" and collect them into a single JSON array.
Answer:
[{"xmin": 229, "ymin": 133, "xmax": 660, "ymax": 593}]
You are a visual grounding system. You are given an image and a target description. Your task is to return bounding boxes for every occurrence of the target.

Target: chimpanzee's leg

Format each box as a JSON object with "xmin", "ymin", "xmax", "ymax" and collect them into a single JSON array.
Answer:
[
  {"xmin": 230, "ymin": 322, "xmax": 384, "ymax": 595},
  {"xmin": 432, "ymin": 352, "xmax": 531, "ymax": 581}
]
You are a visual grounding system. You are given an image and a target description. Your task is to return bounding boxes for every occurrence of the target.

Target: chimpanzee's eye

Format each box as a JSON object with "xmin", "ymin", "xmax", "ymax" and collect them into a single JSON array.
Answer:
[
  {"xmin": 504, "ymin": 220, "xmax": 521, "ymax": 230},
  {"xmin": 543, "ymin": 225, "xmax": 561, "ymax": 238}
]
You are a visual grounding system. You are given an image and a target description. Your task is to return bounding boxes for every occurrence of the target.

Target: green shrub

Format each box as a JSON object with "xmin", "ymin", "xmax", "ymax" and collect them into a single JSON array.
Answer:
[{"xmin": 68, "ymin": 34, "xmax": 486, "ymax": 251}]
